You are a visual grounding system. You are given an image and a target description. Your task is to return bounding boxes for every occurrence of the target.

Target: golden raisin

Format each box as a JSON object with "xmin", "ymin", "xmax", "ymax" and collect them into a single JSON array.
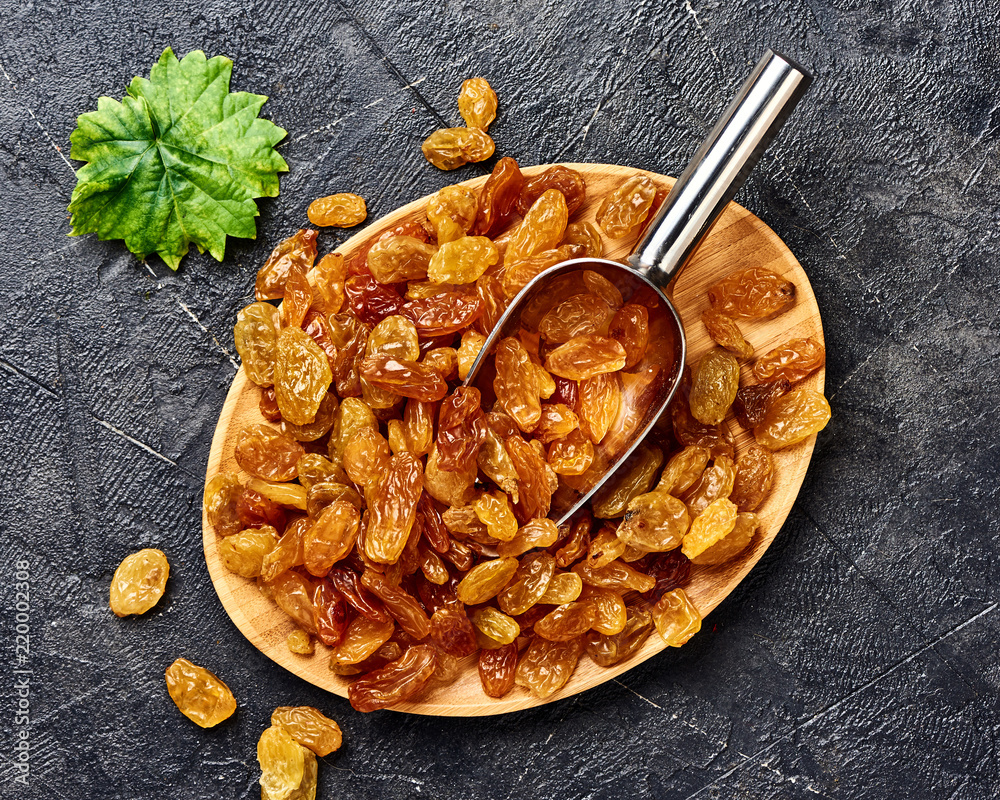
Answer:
[
  {"xmin": 286, "ymin": 629, "xmax": 314, "ymax": 655},
  {"xmin": 273, "ymin": 327, "xmax": 334, "ymax": 426},
  {"xmin": 271, "ymin": 706, "xmax": 343, "ymax": 756},
  {"xmin": 428, "ymin": 236, "xmax": 499, "ymax": 284},
  {"xmin": 596, "ymin": 174, "xmax": 658, "ymax": 238},
  {"xmin": 493, "ymin": 336, "xmax": 542, "ymax": 432},
  {"xmin": 682, "ymin": 454, "xmax": 736, "ymax": 517},
  {"xmin": 689, "ymin": 349, "xmax": 740, "ymax": 425},
  {"xmin": 701, "ymin": 308, "xmax": 754, "ymax": 359},
  {"xmin": 609, "ymin": 303, "xmax": 650, "ymax": 369},
  {"xmin": 547, "ymin": 429, "xmax": 595, "ymax": 476},
  {"xmin": 348, "ymin": 644, "xmax": 439, "ymax": 712},
  {"xmin": 366, "ymin": 236, "xmax": 437, "ymax": 284},
  {"xmin": 689, "ymin": 511, "xmax": 759, "ymax": 566},
  {"xmin": 456, "ymin": 557, "xmax": 519, "ymax": 604},
  {"xmin": 506, "ymin": 189, "xmax": 569, "ymax": 263},
  {"xmin": 538, "ymin": 293, "xmax": 615, "ymax": 344},
  {"xmin": 473, "ymin": 490, "xmax": 519, "ymax": 541},
  {"xmin": 307, "ymin": 192, "xmax": 367, "ymax": 227},
  {"xmin": 752, "ymin": 337, "xmax": 826, "ymax": 383},
  {"xmin": 234, "ymin": 302, "xmax": 280, "ymax": 387},
  {"xmin": 651, "ymin": 588, "xmax": 701, "ymax": 646},
  {"xmin": 165, "ymin": 658, "xmax": 237, "ymax": 728},
  {"xmin": 109, "ymin": 548, "xmax": 169, "ymax": 616},
  {"xmin": 235, "ymin": 425, "xmax": 305, "ymax": 482},
  {"xmin": 219, "ymin": 527, "xmax": 278, "ymax": 577},
  {"xmin": 255, "ymin": 229, "xmax": 318, "ymax": 301},
  {"xmin": 754, "ymin": 387, "xmax": 832, "ymax": 450},
  {"xmin": 514, "ymin": 636, "xmax": 584, "ymax": 699},
  {"xmin": 616, "ymin": 489, "xmax": 691, "ymax": 553},
  {"xmin": 544, "ymin": 335, "xmax": 627, "ymax": 380},
  {"xmin": 562, "ymin": 221, "xmax": 603, "ymax": 257},
  {"xmin": 422, "ymin": 127, "xmax": 495, "ymax": 170},
  {"xmin": 707, "ymin": 267, "xmax": 796, "ymax": 319},
  {"xmin": 479, "ymin": 643, "xmax": 518, "ymax": 698},
  {"xmin": 730, "ymin": 445, "xmax": 775, "ymax": 511},
  {"xmin": 457, "ymin": 77, "xmax": 498, "ymax": 130},
  {"xmin": 258, "ymin": 725, "xmax": 306, "ymax": 799},
  {"xmin": 472, "ymin": 157, "xmax": 522, "ymax": 237},
  {"xmin": 733, "ymin": 378, "xmax": 791, "ymax": 429},
  {"xmin": 682, "ymin": 498, "xmax": 738, "ymax": 560},
  {"xmin": 577, "ymin": 372, "xmax": 621, "ymax": 444},
  {"xmin": 426, "ymin": 185, "xmax": 478, "ymax": 244},
  {"xmin": 591, "ymin": 443, "xmax": 664, "ymax": 518},
  {"xmin": 515, "ymin": 166, "xmax": 587, "ymax": 217},
  {"xmin": 586, "ymin": 606, "xmax": 653, "ymax": 666}
]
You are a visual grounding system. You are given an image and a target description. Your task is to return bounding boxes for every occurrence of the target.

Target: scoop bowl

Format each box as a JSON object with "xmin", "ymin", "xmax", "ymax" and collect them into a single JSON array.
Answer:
[{"xmin": 464, "ymin": 257, "xmax": 685, "ymax": 522}]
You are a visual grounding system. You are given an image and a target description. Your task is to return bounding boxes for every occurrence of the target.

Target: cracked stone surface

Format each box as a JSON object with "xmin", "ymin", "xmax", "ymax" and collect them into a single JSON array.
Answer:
[{"xmin": 0, "ymin": 0, "xmax": 997, "ymax": 798}]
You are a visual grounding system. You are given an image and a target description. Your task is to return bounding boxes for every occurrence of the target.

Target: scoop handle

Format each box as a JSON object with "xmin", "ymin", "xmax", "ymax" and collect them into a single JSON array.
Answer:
[{"xmin": 628, "ymin": 50, "xmax": 812, "ymax": 288}]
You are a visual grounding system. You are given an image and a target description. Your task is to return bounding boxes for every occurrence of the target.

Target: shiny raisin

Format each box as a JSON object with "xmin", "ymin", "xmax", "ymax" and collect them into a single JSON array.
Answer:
[
  {"xmin": 422, "ymin": 127, "xmax": 495, "ymax": 170},
  {"xmin": 273, "ymin": 327, "xmax": 334, "ymax": 426},
  {"xmin": 402, "ymin": 291, "xmax": 484, "ymax": 337},
  {"xmin": 544, "ymin": 335, "xmax": 626, "ymax": 380},
  {"xmin": 514, "ymin": 636, "xmax": 584, "ymax": 699},
  {"xmin": 427, "ymin": 185, "xmax": 478, "ymax": 244},
  {"xmin": 348, "ymin": 644, "xmax": 438, "ymax": 712},
  {"xmin": 303, "ymin": 501, "xmax": 360, "ymax": 576},
  {"xmin": 701, "ymin": 308, "xmax": 754, "ymax": 359},
  {"xmin": 616, "ymin": 491, "xmax": 690, "ymax": 553},
  {"xmin": 234, "ymin": 302, "xmax": 280, "ymax": 386},
  {"xmin": 271, "ymin": 706, "xmax": 343, "ymax": 756},
  {"xmin": 109, "ymin": 548, "xmax": 169, "ymax": 616},
  {"xmin": 562, "ymin": 221, "xmax": 603, "ymax": 257},
  {"xmin": 752, "ymin": 337, "xmax": 826, "ymax": 383},
  {"xmin": 515, "ymin": 166, "xmax": 586, "ymax": 217},
  {"xmin": 682, "ymin": 498, "xmax": 738, "ymax": 560},
  {"xmin": 345, "ymin": 274, "xmax": 405, "ymax": 326},
  {"xmin": 165, "ymin": 658, "xmax": 236, "ymax": 728},
  {"xmin": 366, "ymin": 236, "xmax": 437, "ymax": 284},
  {"xmin": 506, "ymin": 189, "xmax": 569, "ymax": 262},
  {"xmin": 596, "ymin": 175, "xmax": 658, "ymax": 238},
  {"xmin": 689, "ymin": 349, "xmax": 740, "ymax": 425},
  {"xmin": 255, "ymin": 230, "xmax": 318, "ymax": 301},
  {"xmin": 428, "ymin": 236, "xmax": 499, "ymax": 284},
  {"xmin": 730, "ymin": 444, "xmax": 775, "ymax": 511},
  {"xmin": 478, "ymin": 643, "xmax": 518, "ymax": 698},
  {"xmin": 586, "ymin": 606, "xmax": 653, "ymax": 667},
  {"xmin": 457, "ymin": 77, "xmax": 498, "ymax": 130},
  {"xmin": 577, "ymin": 371, "xmax": 621, "ymax": 445},
  {"xmin": 235, "ymin": 425, "xmax": 304, "ymax": 481},
  {"xmin": 308, "ymin": 192, "xmax": 366, "ymax": 227},
  {"xmin": 733, "ymin": 378, "xmax": 791, "ymax": 429},
  {"xmin": 472, "ymin": 157, "xmax": 523, "ymax": 237},
  {"xmin": 707, "ymin": 267, "xmax": 796, "ymax": 319},
  {"xmin": 364, "ymin": 453, "xmax": 424, "ymax": 564},
  {"xmin": 754, "ymin": 387, "xmax": 832, "ymax": 449},
  {"xmin": 651, "ymin": 588, "xmax": 701, "ymax": 646},
  {"xmin": 690, "ymin": 511, "xmax": 759, "ymax": 566}
]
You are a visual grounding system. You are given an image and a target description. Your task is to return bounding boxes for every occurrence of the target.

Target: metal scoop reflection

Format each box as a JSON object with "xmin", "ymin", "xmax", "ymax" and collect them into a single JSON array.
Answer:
[{"xmin": 464, "ymin": 50, "xmax": 813, "ymax": 523}]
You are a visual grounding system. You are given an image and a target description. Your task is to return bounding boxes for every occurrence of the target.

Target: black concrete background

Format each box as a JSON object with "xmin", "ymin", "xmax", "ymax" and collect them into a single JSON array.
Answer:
[{"xmin": 0, "ymin": 1, "xmax": 997, "ymax": 798}]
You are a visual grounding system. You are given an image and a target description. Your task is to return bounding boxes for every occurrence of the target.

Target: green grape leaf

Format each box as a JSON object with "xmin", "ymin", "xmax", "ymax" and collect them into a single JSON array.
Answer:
[{"xmin": 68, "ymin": 47, "xmax": 288, "ymax": 270}]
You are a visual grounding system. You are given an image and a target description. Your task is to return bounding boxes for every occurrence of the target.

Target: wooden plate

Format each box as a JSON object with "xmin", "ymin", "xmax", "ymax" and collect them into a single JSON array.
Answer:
[{"xmin": 203, "ymin": 162, "xmax": 825, "ymax": 716}]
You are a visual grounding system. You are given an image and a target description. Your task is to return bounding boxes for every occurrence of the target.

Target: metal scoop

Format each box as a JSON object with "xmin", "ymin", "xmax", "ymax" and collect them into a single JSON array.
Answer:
[{"xmin": 465, "ymin": 50, "xmax": 813, "ymax": 523}]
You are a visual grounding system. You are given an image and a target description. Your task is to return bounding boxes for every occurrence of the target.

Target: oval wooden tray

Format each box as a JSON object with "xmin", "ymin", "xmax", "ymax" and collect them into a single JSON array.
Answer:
[{"xmin": 203, "ymin": 162, "xmax": 825, "ymax": 716}]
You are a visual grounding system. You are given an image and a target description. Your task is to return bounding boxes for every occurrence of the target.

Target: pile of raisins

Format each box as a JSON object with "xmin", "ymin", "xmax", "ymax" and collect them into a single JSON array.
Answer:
[{"xmin": 209, "ymin": 78, "xmax": 832, "ymax": 712}]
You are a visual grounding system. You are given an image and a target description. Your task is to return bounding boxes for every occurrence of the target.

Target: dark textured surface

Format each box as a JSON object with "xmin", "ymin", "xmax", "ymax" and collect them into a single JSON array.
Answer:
[{"xmin": 0, "ymin": 0, "xmax": 997, "ymax": 797}]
